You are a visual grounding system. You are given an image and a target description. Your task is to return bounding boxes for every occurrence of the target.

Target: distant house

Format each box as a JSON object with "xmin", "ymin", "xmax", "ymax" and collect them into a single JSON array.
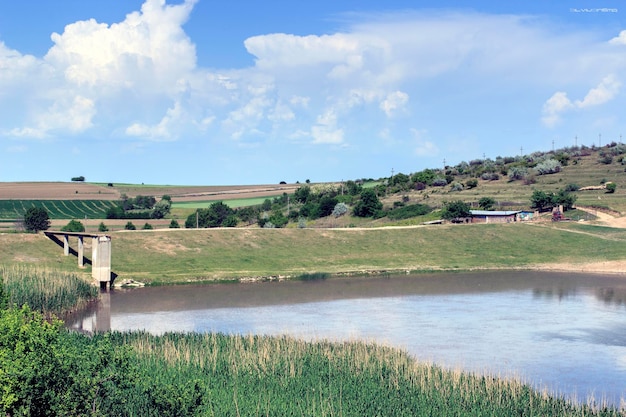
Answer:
[{"xmin": 470, "ymin": 210, "xmax": 522, "ymax": 224}]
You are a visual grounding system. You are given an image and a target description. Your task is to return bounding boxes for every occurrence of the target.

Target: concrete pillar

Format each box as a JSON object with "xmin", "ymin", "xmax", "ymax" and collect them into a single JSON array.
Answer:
[
  {"xmin": 92, "ymin": 236, "xmax": 112, "ymax": 286},
  {"xmin": 95, "ymin": 291, "xmax": 111, "ymax": 333},
  {"xmin": 63, "ymin": 235, "xmax": 69, "ymax": 256},
  {"xmin": 78, "ymin": 236, "xmax": 84, "ymax": 268}
]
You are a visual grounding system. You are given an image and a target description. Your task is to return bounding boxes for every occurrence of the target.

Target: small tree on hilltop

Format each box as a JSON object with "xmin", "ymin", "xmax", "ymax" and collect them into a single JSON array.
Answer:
[
  {"xmin": 169, "ymin": 219, "xmax": 180, "ymax": 228},
  {"xmin": 441, "ymin": 200, "xmax": 471, "ymax": 222},
  {"xmin": 24, "ymin": 207, "xmax": 50, "ymax": 232},
  {"xmin": 61, "ymin": 219, "xmax": 85, "ymax": 233},
  {"xmin": 98, "ymin": 222, "xmax": 109, "ymax": 232},
  {"xmin": 124, "ymin": 221, "xmax": 136, "ymax": 230}
]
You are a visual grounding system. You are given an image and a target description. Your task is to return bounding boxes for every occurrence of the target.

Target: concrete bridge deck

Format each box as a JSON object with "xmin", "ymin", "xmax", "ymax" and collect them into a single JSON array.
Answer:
[{"xmin": 44, "ymin": 231, "xmax": 113, "ymax": 288}]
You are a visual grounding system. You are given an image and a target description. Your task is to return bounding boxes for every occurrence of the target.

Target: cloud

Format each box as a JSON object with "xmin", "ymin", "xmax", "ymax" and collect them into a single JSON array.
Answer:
[
  {"xmin": 45, "ymin": 0, "xmax": 197, "ymax": 92},
  {"xmin": 311, "ymin": 110, "xmax": 344, "ymax": 144},
  {"xmin": 609, "ymin": 30, "xmax": 626, "ymax": 45},
  {"xmin": 541, "ymin": 91, "xmax": 574, "ymax": 127},
  {"xmin": 542, "ymin": 75, "xmax": 621, "ymax": 127},
  {"xmin": 7, "ymin": 95, "xmax": 96, "ymax": 138},
  {"xmin": 380, "ymin": 91, "xmax": 409, "ymax": 117},
  {"xmin": 126, "ymin": 100, "xmax": 183, "ymax": 140},
  {"xmin": 411, "ymin": 128, "xmax": 438, "ymax": 156},
  {"xmin": 574, "ymin": 75, "xmax": 621, "ymax": 108}
]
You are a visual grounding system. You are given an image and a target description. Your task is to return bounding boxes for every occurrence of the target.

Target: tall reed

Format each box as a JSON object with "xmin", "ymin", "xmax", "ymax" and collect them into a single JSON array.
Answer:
[
  {"xmin": 0, "ymin": 265, "xmax": 98, "ymax": 315},
  {"xmin": 108, "ymin": 331, "xmax": 623, "ymax": 416}
]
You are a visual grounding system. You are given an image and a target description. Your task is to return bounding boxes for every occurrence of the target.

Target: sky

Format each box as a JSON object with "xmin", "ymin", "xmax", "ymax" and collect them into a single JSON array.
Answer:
[{"xmin": 0, "ymin": 0, "xmax": 624, "ymax": 185}]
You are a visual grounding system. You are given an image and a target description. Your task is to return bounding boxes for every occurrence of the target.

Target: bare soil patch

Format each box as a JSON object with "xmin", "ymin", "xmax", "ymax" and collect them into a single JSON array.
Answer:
[
  {"xmin": 0, "ymin": 182, "xmax": 119, "ymax": 200},
  {"xmin": 576, "ymin": 206, "xmax": 626, "ymax": 228}
]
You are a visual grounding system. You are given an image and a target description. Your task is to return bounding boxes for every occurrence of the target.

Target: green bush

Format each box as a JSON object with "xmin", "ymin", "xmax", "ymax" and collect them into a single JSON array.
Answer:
[
  {"xmin": 441, "ymin": 200, "xmax": 471, "ymax": 221},
  {"xmin": 605, "ymin": 182, "xmax": 617, "ymax": 193},
  {"xmin": 387, "ymin": 204, "xmax": 432, "ymax": 220},
  {"xmin": 169, "ymin": 219, "xmax": 180, "ymax": 228},
  {"xmin": 125, "ymin": 221, "xmax": 136, "ymax": 230},
  {"xmin": 98, "ymin": 222, "xmax": 109, "ymax": 232},
  {"xmin": 61, "ymin": 219, "xmax": 85, "ymax": 232}
]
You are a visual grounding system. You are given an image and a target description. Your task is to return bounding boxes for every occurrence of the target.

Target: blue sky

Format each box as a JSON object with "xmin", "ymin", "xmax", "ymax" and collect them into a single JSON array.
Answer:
[{"xmin": 1, "ymin": 0, "xmax": 624, "ymax": 185}]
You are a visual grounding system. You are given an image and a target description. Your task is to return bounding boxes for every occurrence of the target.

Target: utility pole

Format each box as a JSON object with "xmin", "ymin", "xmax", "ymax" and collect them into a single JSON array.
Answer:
[
  {"xmin": 520, "ymin": 146, "xmax": 523, "ymax": 157},
  {"xmin": 575, "ymin": 135, "xmax": 577, "ymax": 147},
  {"xmin": 599, "ymin": 133, "xmax": 602, "ymax": 147}
]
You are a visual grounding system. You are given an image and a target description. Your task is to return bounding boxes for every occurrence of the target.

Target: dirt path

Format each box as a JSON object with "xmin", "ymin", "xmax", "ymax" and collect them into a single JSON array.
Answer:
[{"xmin": 576, "ymin": 206, "xmax": 626, "ymax": 228}]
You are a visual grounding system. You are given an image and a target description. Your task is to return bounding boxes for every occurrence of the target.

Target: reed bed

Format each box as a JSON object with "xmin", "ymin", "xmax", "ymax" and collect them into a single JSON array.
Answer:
[
  {"xmin": 0, "ymin": 265, "xmax": 98, "ymax": 315},
  {"xmin": 108, "ymin": 331, "xmax": 623, "ymax": 416}
]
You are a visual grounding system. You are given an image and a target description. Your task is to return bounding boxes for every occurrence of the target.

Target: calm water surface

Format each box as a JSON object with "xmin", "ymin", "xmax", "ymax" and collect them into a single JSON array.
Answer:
[{"xmin": 67, "ymin": 271, "xmax": 626, "ymax": 406}]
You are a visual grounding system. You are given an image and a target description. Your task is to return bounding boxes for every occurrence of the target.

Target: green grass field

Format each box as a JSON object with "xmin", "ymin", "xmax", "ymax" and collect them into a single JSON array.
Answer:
[
  {"xmin": 172, "ymin": 197, "xmax": 268, "ymax": 209},
  {"xmin": 3, "ymin": 221, "xmax": 625, "ymax": 284},
  {"xmin": 0, "ymin": 200, "xmax": 118, "ymax": 220}
]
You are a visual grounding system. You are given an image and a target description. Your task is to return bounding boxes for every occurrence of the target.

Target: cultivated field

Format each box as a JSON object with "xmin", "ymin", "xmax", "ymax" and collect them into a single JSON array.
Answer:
[{"xmin": 0, "ymin": 182, "xmax": 119, "ymax": 200}]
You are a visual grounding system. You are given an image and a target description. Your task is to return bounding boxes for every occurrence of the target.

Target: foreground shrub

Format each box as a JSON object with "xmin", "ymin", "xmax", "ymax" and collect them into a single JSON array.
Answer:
[{"xmin": 0, "ymin": 306, "xmax": 137, "ymax": 416}]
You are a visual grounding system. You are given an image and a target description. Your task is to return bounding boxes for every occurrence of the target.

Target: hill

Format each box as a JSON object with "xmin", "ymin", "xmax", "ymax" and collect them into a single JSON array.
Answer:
[{"xmin": 1, "ymin": 144, "xmax": 625, "ymax": 231}]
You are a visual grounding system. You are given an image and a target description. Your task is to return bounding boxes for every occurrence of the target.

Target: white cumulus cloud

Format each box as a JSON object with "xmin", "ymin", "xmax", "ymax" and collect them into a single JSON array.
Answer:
[
  {"xmin": 609, "ymin": 30, "xmax": 626, "ymax": 45},
  {"xmin": 542, "ymin": 75, "xmax": 621, "ymax": 127}
]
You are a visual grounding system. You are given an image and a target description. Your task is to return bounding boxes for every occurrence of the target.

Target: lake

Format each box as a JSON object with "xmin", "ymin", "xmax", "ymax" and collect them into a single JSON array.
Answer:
[{"xmin": 66, "ymin": 271, "xmax": 626, "ymax": 406}]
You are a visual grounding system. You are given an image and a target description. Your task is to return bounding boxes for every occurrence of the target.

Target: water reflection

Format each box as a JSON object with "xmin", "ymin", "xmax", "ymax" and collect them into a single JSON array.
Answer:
[{"xmin": 65, "ymin": 271, "xmax": 626, "ymax": 406}]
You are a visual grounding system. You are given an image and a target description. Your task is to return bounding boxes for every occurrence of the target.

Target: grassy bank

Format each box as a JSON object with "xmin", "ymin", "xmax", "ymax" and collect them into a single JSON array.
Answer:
[
  {"xmin": 2, "ymin": 222, "xmax": 626, "ymax": 284},
  {"xmin": 0, "ymin": 265, "xmax": 97, "ymax": 315}
]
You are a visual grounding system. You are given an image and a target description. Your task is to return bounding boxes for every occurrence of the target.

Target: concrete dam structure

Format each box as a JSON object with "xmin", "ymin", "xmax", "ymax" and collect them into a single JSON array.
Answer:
[{"xmin": 44, "ymin": 231, "xmax": 112, "ymax": 289}]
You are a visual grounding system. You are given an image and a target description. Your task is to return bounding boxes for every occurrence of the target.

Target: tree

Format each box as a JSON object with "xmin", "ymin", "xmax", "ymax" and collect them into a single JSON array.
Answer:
[
  {"xmin": 530, "ymin": 190, "xmax": 554, "ymax": 211},
  {"xmin": 98, "ymin": 222, "xmax": 109, "ymax": 232},
  {"xmin": 71, "ymin": 176, "xmax": 85, "ymax": 182},
  {"xmin": 61, "ymin": 219, "xmax": 85, "ymax": 232},
  {"xmin": 554, "ymin": 189, "xmax": 577, "ymax": 210},
  {"xmin": 151, "ymin": 198, "xmax": 172, "ymax": 219},
  {"xmin": 352, "ymin": 189, "xmax": 383, "ymax": 217},
  {"xmin": 206, "ymin": 201, "xmax": 234, "ymax": 227},
  {"xmin": 142, "ymin": 223, "xmax": 153, "ymax": 230},
  {"xmin": 268, "ymin": 211, "xmax": 288, "ymax": 228},
  {"xmin": 293, "ymin": 186, "xmax": 312, "ymax": 203},
  {"xmin": 169, "ymin": 219, "xmax": 180, "ymax": 228},
  {"xmin": 478, "ymin": 197, "xmax": 496, "ymax": 211},
  {"xmin": 345, "ymin": 180, "xmax": 363, "ymax": 196},
  {"xmin": 124, "ymin": 221, "xmax": 136, "ymax": 230},
  {"xmin": 23, "ymin": 207, "xmax": 50, "ymax": 232},
  {"xmin": 441, "ymin": 200, "xmax": 471, "ymax": 222},
  {"xmin": 318, "ymin": 195, "xmax": 338, "ymax": 218}
]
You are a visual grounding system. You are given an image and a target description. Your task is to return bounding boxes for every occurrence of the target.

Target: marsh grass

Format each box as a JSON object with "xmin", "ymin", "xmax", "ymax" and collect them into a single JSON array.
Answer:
[
  {"xmin": 108, "ymin": 331, "xmax": 623, "ymax": 416},
  {"xmin": 0, "ymin": 265, "xmax": 97, "ymax": 315}
]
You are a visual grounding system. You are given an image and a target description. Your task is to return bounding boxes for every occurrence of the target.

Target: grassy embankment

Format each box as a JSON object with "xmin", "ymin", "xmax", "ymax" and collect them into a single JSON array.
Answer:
[
  {"xmin": 2, "ymin": 221, "xmax": 626, "ymax": 284},
  {"xmin": 0, "ymin": 265, "xmax": 97, "ymax": 315}
]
